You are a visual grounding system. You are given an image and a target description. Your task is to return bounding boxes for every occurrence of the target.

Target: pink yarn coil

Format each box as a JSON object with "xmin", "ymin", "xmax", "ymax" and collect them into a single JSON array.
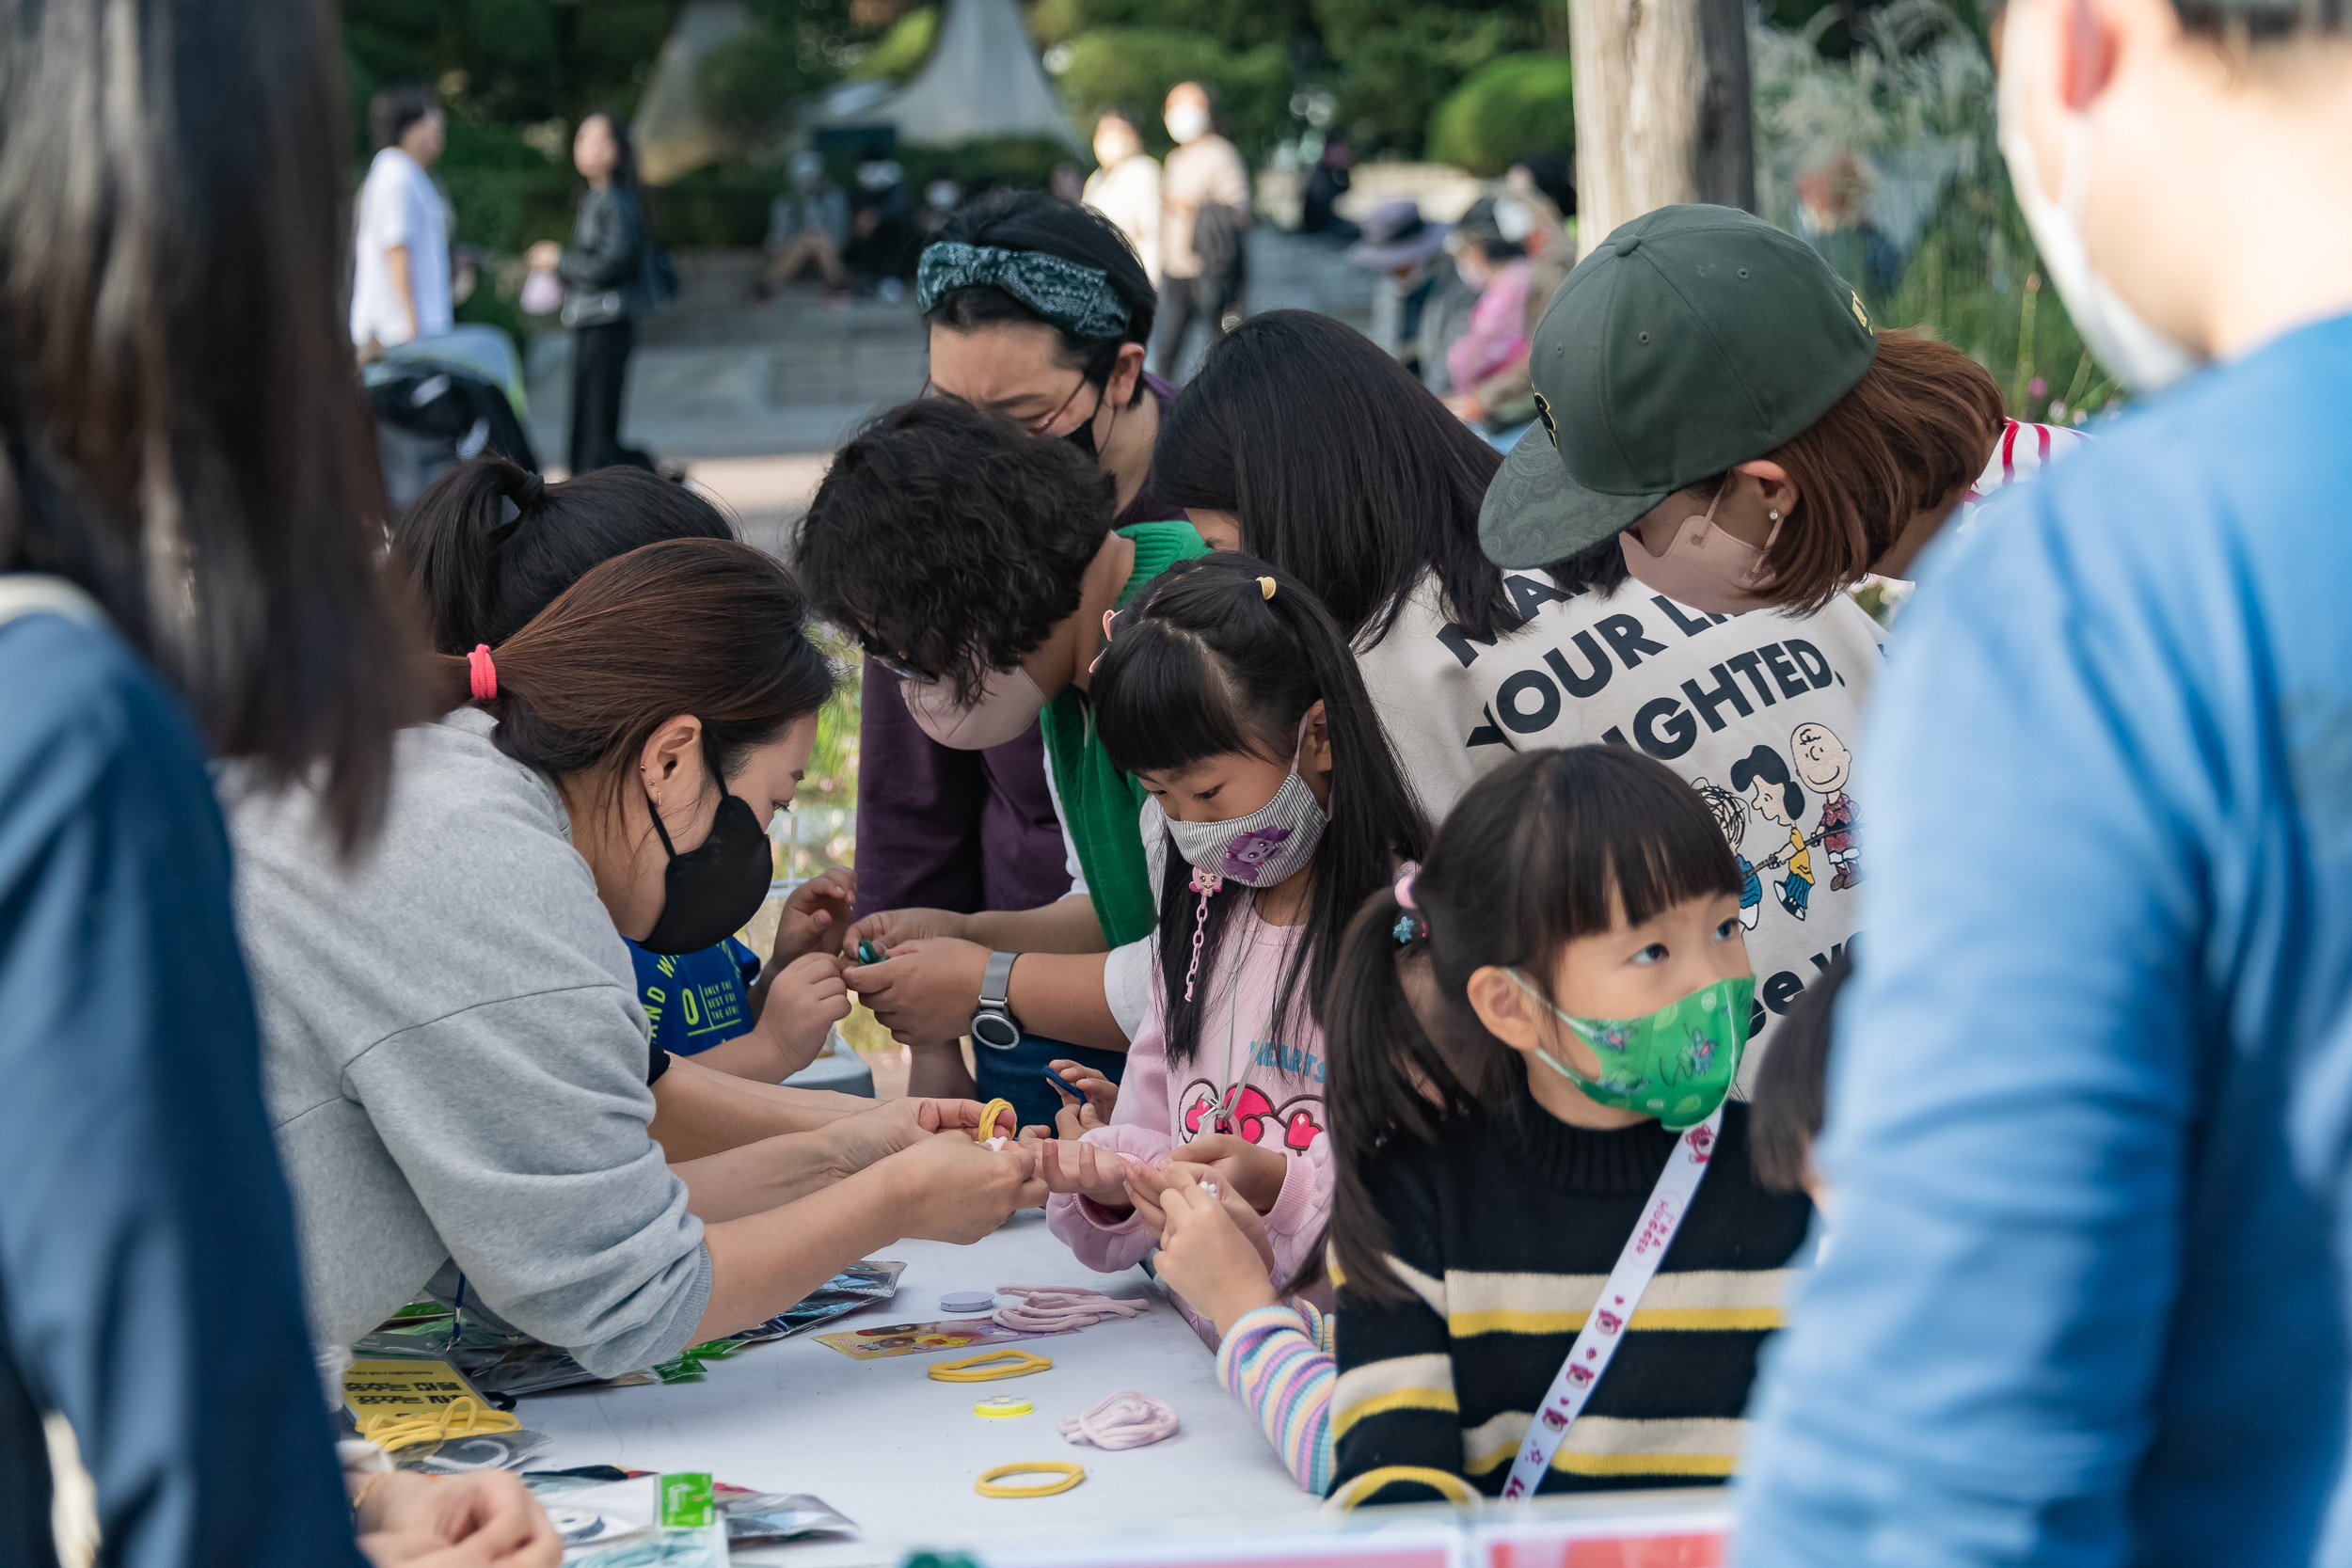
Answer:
[
  {"xmin": 991, "ymin": 1286, "xmax": 1150, "ymax": 1333},
  {"xmin": 1058, "ymin": 1391, "xmax": 1178, "ymax": 1450}
]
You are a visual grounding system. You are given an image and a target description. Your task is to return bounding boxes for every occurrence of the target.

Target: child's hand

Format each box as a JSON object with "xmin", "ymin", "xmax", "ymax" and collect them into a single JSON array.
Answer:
[
  {"xmin": 756, "ymin": 951, "xmax": 850, "ymax": 1069},
  {"xmin": 772, "ymin": 866, "xmax": 857, "ymax": 963},
  {"xmin": 1019, "ymin": 1126, "xmax": 1135, "ymax": 1210},
  {"xmin": 1168, "ymin": 1132, "xmax": 1291, "ymax": 1214},
  {"xmin": 1150, "ymin": 1166, "xmax": 1281, "ymax": 1337},
  {"xmin": 1049, "ymin": 1059, "xmax": 1118, "ymax": 1138}
]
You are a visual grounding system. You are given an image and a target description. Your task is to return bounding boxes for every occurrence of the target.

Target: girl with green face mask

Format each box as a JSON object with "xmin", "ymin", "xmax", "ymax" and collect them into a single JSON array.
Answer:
[{"xmin": 1315, "ymin": 745, "xmax": 1815, "ymax": 1508}]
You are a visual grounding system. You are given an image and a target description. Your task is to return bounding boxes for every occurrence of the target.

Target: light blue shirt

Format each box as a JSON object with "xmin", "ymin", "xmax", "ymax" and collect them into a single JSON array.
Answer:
[{"xmin": 1737, "ymin": 314, "xmax": 2352, "ymax": 1568}]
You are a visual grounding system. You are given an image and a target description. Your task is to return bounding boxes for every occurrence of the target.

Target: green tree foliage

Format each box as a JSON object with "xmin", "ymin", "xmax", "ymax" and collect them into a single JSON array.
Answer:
[
  {"xmin": 852, "ymin": 7, "xmax": 939, "ymax": 79},
  {"xmin": 1424, "ymin": 50, "xmax": 1572, "ymax": 176},
  {"xmin": 1311, "ymin": 0, "xmax": 1535, "ymax": 152},
  {"xmin": 1055, "ymin": 27, "xmax": 1292, "ymax": 157},
  {"xmin": 1030, "ymin": 0, "xmax": 1316, "ymax": 52}
]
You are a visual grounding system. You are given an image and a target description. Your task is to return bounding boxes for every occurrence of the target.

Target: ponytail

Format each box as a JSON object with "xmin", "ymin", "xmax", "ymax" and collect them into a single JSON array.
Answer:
[
  {"xmin": 392, "ymin": 456, "xmax": 737, "ymax": 654},
  {"xmin": 431, "ymin": 537, "xmax": 835, "ymax": 806}
]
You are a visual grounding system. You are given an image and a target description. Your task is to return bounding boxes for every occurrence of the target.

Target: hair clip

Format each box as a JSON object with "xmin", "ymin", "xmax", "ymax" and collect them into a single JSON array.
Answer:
[
  {"xmin": 1391, "ymin": 911, "xmax": 1426, "ymax": 946},
  {"xmin": 1257, "ymin": 577, "xmax": 1277, "ymax": 601}
]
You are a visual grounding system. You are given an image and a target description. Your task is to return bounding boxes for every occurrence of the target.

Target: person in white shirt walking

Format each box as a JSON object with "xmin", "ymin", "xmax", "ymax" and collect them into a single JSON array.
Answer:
[
  {"xmin": 1082, "ymin": 108, "xmax": 1161, "ymax": 287},
  {"xmin": 350, "ymin": 84, "xmax": 452, "ymax": 354}
]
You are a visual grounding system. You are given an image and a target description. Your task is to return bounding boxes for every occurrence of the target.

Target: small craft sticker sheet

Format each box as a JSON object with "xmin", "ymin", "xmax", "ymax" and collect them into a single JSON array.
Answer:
[{"xmin": 812, "ymin": 1317, "xmax": 1065, "ymax": 1361}]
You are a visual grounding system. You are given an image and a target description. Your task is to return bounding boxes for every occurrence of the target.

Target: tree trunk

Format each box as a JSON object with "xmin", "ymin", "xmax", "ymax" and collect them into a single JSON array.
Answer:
[{"xmin": 1570, "ymin": 0, "xmax": 1754, "ymax": 251}]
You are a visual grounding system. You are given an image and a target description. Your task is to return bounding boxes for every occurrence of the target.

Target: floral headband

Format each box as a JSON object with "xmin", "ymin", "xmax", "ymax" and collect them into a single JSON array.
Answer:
[{"xmin": 915, "ymin": 242, "xmax": 1131, "ymax": 341}]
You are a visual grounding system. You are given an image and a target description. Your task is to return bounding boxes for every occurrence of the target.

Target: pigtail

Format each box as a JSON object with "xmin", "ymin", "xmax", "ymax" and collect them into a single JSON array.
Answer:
[{"xmin": 1322, "ymin": 885, "xmax": 1470, "ymax": 1301}]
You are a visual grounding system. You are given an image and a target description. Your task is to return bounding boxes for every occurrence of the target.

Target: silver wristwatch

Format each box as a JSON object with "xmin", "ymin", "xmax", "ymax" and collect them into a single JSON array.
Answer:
[{"xmin": 970, "ymin": 950, "xmax": 1023, "ymax": 1051}]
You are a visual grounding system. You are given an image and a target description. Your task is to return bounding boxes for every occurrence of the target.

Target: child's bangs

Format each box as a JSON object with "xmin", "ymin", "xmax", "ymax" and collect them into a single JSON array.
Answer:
[
  {"xmin": 1521, "ymin": 751, "xmax": 1743, "ymax": 942},
  {"xmin": 1095, "ymin": 625, "xmax": 1284, "ymax": 778}
]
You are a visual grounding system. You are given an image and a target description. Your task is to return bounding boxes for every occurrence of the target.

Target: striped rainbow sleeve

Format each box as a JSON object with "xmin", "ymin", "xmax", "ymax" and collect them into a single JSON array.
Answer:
[{"xmin": 1216, "ymin": 1300, "xmax": 1336, "ymax": 1495}]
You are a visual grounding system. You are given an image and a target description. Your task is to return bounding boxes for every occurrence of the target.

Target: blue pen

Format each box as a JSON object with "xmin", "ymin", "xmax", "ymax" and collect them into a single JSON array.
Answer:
[{"xmin": 1042, "ymin": 1067, "xmax": 1089, "ymax": 1103}]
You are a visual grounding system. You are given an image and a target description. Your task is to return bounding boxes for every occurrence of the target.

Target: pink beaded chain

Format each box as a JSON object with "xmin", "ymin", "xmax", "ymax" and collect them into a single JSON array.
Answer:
[{"xmin": 1183, "ymin": 867, "xmax": 1224, "ymax": 1002}]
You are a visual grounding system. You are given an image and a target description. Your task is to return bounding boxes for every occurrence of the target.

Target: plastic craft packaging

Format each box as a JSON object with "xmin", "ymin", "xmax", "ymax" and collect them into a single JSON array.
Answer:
[{"xmin": 719, "ymin": 1490, "xmax": 858, "ymax": 1545}]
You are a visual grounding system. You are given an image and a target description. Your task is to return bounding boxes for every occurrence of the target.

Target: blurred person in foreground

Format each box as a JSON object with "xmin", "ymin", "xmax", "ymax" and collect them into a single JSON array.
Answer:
[
  {"xmin": 1736, "ymin": 0, "xmax": 2352, "ymax": 1560},
  {"xmin": 0, "ymin": 0, "xmax": 554, "ymax": 1563}
]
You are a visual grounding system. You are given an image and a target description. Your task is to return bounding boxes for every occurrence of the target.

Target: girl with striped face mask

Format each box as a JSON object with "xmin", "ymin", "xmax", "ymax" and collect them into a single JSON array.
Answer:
[{"xmin": 1027, "ymin": 556, "xmax": 1430, "ymax": 1325}]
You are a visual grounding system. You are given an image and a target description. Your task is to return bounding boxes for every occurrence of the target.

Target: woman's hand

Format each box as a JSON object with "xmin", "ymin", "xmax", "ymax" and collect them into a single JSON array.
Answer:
[
  {"xmin": 822, "ymin": 1095, "xmax": 989, "ymax": 1174},
  {"xmin": 1049, "ymin": 1058, "xmax": 1117, "ymax": 1138},
  {"xmin": 843, "ymin": 937, "xmax": 989, "ymax": 1044},
  {"xmin": 772, "ymin": 866, "xmax": 856, "ymax": 964},
  {"xmin": 356, "ymin": 1471, "xmax": 560, "ymax": 1568},
  {"xmin": 1019, "ymin": 1126, "xmax": 1135, "ymax": 1210},
  {"xmin": 1168, "ymin": 1133, "xmax": 1290, "ymax": 1213},
  {"xmin": 524, "ymin": 240, "xmax": 563, "ymax": 273},
  {"xmin": 842, "ymin": 906, "xmax": 973, "ymax": 952},
  {"xmin": 879, "ymin": 1132, "xmax": 1045, "ymax": 1242},
  {"xmin": 1149, "ymin": 1165, "xmax": 1282, "ymax": 1337}
]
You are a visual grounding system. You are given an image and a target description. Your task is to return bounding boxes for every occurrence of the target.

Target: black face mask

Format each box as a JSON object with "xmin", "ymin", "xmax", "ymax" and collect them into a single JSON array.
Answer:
[
  {"xmin": 637, "ymin": 790, "xmax": 774, "ymax": 955},
  {"xmin": 1060, "ymin": 383, "xmax": 1110, "ymax": 460}
]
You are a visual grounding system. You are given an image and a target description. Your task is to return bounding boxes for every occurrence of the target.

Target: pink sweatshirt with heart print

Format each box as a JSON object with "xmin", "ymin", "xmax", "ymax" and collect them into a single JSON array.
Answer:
[{"xmin": 1046, "ymin": 912, "xmax": 1333, "ymax": 1283}]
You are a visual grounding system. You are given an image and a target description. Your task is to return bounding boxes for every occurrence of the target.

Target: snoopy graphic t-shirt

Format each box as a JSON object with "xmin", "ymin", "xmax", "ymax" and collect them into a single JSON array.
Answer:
[
  {"xmin": 1045, "ymin": 910, "xmax": 1332, "ymax": 1291},
  {"xmin": 1364, "ymin": 569, "xmax": 1884, "ymax": 1061}
]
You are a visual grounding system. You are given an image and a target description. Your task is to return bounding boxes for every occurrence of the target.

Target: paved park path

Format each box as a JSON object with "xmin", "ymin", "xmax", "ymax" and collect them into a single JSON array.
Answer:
[{"xmin": 525, "ymin": 232, "xmax": 1377, "ymax": 554}]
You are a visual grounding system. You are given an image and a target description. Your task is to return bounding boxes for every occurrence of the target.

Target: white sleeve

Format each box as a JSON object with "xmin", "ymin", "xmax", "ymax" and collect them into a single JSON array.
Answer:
[
  {"xmin": 1039, "ymin": 755, "xmax": 1089, "ymax": 898},
  {"xmin": 1103, "ymin": 937, "xmax": 1156, "ymax": 1043}
]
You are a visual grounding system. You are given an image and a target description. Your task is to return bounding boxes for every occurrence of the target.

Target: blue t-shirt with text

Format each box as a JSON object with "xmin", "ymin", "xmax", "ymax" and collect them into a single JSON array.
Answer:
[{"xmin": 628, "ymin": 937, "xmax": 761, "ymax": 1055}]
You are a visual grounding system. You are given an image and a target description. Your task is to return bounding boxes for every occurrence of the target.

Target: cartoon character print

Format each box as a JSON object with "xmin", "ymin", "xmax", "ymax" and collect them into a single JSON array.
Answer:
[
  {"xmin": 1178, "ymin": 1081, "xmax": 1325, "ymax": 1152},
  {"xmin": 1790, "ymin": 721, "xmax": 1862, "ymax": 891},
  {"xmin": 1692, "ymin": 780, "xmax": 1763, "ymax": 931},
  {"xmin": 1730, "ymin": 744, "xmax": 1814, "ymax": 922},
  {"xmin": 1222, "ymin": 825, "xmax": 1293, "ymax": 883}
]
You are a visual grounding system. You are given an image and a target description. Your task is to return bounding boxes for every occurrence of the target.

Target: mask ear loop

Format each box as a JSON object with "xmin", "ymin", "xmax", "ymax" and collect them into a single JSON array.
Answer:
[{"xmin": 1503, "ymin": 970, "xmax": 1603, "ymax": 1091}]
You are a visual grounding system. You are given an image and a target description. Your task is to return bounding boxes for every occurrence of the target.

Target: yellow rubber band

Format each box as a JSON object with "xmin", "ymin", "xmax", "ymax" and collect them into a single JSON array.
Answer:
[
  {"xmin": 975, "ymin": 1461, "xmax": 1083, "ymax": 1497},
  {"xmin": 973, "ymin": 1397, "xmax": 1033, "ymax": 1418},
  {"xmin": 927, "ymin": 1349, "xmax": 1052, "ymax": 1383},
  {"xmin": 355, "ymin": 1396, "xmax": 519, "ymax": 1454},
  {"xmin": 975, "ymin": 1099, "xmax": 1014, "ymax": 1143}
]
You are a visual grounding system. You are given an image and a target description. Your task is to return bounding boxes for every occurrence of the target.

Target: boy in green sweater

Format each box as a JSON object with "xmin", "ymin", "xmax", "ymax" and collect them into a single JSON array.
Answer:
[{"xmin": 798, "ymin": 398, "xmax": 1206, "ymax": 1124}]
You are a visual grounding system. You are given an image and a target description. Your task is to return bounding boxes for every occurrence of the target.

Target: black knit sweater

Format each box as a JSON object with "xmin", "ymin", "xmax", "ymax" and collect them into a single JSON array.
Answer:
[{"xmin": 1328, "ymin": 1088, "xmax": 1813, "ymax": 1507}]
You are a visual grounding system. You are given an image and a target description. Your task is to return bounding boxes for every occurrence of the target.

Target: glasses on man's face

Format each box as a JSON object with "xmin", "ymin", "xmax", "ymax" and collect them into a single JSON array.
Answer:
[
  {"xmin": 861, "ymin": 638, "xmax": 928, "ymax": 684},
  {"xmin": 918, "ymin": 373, "xmax": 1094, "ymax": 437}
]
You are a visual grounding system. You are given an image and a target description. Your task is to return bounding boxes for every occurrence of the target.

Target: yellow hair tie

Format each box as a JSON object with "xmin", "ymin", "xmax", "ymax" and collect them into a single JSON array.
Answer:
[
  {"xmin": 975, "ymin": 1461, "xmax": 1084, "ymax": 1497},
  {"xmin": 927, "ymin": 1348, "xmax": 1052, "ymax": 1383},
  {"xmin": 974, "ymin": 1099, "xmax": 1014, "ymax": 1143},
  {"xmin": 1257, "ymin": 576, "xmax": 1277, "ymax": 600},
  {"xmin": 355, "ymin": 1396, "xmax": 519, "ymax": 1454}
]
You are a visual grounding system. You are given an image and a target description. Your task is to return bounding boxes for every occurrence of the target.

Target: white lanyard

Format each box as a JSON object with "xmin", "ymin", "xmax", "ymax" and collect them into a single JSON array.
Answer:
[{"xmin": 1502, "ymin": 1106, "xmax": 1724, "ymax": 1500}]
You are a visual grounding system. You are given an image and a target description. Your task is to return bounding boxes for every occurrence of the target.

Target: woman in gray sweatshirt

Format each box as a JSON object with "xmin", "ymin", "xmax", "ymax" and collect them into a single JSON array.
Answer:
[{"xmin": 230, "ymin": 538, "xmax": 1045, "ymax": 1375}]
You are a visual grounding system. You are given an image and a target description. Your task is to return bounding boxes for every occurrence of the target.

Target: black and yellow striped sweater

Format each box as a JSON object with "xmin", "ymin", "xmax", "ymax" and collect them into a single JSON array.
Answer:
[{"xmin": 1328, "ymin": 1092, "xmax": 1812, "ymax": 1508}]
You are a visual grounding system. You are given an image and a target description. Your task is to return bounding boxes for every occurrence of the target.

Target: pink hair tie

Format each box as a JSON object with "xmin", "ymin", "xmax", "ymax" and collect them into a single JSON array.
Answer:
[
  {"xmin": 1392, "ymin": 862, "xmax": 1422, "ymax": 910},
  {"xmin": 467, "ymin": 644, "xmax": 498, "ymax": 702}
]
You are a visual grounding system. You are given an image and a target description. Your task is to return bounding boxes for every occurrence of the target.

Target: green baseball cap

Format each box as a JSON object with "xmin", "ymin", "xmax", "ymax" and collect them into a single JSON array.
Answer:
[{"xmin": 1479, "ymin": 204, "xmax": 1879, "ymax": 568}]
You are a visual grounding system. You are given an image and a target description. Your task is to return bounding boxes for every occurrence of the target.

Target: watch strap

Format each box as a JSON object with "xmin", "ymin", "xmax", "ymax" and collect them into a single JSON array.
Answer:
[{"xmin": 979, "ymin": 950, "xmax": 1018, "ymax": 1007}]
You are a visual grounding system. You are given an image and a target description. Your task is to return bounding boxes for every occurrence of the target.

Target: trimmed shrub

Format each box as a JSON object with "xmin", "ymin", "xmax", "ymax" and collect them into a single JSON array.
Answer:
[
  {"xmin": 1425, "ymin": 51, "xmax": 1574, "ymax": 177},
  {"xmin": 1054, "ymin": 27, "xmax": 1292, "ymax": 159}
]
